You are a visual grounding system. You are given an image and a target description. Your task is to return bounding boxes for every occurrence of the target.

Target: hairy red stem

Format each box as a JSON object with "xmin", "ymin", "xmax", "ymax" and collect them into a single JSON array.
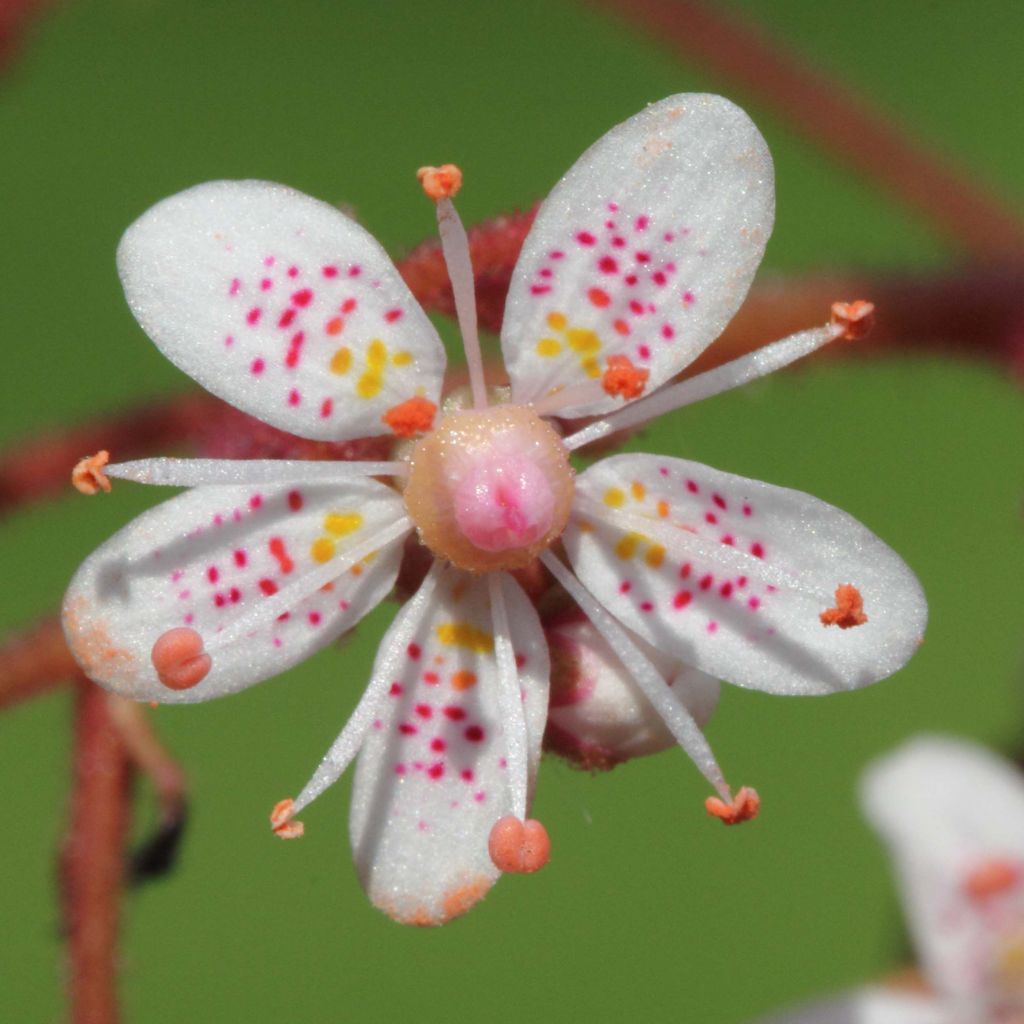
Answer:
[{"xmin": 600, "ymin": 0, "xmax": 1024, "ymax": 260}]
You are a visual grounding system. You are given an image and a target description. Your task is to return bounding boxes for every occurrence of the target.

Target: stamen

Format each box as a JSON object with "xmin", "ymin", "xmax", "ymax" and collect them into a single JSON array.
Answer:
[
  {"xmin": 151, "ymin": 627, "xmax": 212, "ymax": 690},
  {"xmin": 270, "ymin": 798, "xmax": 305, "ymax": 839},
  {"xmin": 105, "ymin": 457, "xmax": 408, "ymax": 487},
  {"xmin": 540, "ymin": 550, "xmax": 741, "ymax": 805},
  {"xmin": 602, "ymin": 355, "xmax": 649, "ymax": 400},
  {"xmin": 830, "ymin": 300, "xmax": 875, "ymax": 341},
  {"xmin": 418, "ymin": 164, "xmax": 487, "ymax": 409},
  {"xmin": 72, "ymin": 450, "xmax": 111, "ymax": 495},
  {"xmin": 488, "ymin": 816, "xmax": 551, "ymax": 873},
  {"xmin": 705, "ymin": 786, "xmax": 761, "ymax": 825},
  {"xmin": 206, "ymin": 516, "xmax": 413, "ymax": 654},
  {"xmin": 564, "ymin": 320, "xmax": 845, "ymax": 451},
  {"xmin": 287, "ymin": 563, "xmax": 443, "ymax": 816},
  {"xmin": 416, "ymin": 164, "xmax": 462, "ymax": 201},
  {"xmin": 382, "ymin": 396, "xmax": 438, "ymax": 438},
  {"xmin": 820, "ymin": 584, "xmax": 868, "ymax": 629},
  {"xmin": 575, "ymin": 494, "xmax": 826, "ymax": 600},
  {"xmin": 488, "ymin": 574, "xmax": 528, "ymax": 820}
]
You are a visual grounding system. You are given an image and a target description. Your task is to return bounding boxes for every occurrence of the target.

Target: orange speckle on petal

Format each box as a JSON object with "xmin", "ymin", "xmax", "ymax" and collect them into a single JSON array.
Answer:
[
  {"xmin": 705, "ymin": 786, "xmax": 760, "ymax": 826},
  {"xmin": 151, "ymin": 627, "xmax": 211, "ymax": 691},
  {"xmin": 270, "ymin": 798, "xmax": 305, "ymax": 839},
  {"xmin": 382, "ymin": 396, "xmax": 437, "ymax": 438},
  {"xmin": 820, "ymin": 584, "xmax": 868, "ymax": 628},
  {"xmin": 72, "ymin": 450, "xmax": 111, "ymax": 495},
  {"xmin": 488, "ymin": 816, "xmax": 551, "ymax": 873},
  {"xmin": 602, "ymin": 355, "xmax": 649, "ymax": 400},
  {"xmin": 441, "ymin": 876, "xmax": 492, "ymax": 922},
  {"xmin": 588, "ymin": 287, "xmax": 611, "ymax": 308},
  {"xmin": 451, "ymin": 670, "xmax": 477, "ymax": 691},
  {"xmin": 964, "ymin": 859, "xmax": 1022, "ymax": 902},
  {"xmin": 417, "ymin": 164, "xmax": 463, "ymax": 201},
  {"xmin": 830, "ymin": 300, "xmax": 875, "ymax": 341},
  {"xmin": 326, "ymin": 317, "xmax": 344, "ymax": 336}
]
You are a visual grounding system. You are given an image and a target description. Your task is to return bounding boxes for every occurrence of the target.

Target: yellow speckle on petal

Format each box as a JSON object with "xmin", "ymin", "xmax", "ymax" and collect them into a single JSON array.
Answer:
[
  {"xmin": 330, "ymin": 347, "xmax": 352, "ymax": 375},
  {"xmin": 437, "ymin": 622, "xmax": 494, "ymax": 654},
  {"xmin": 546, "ymin": 311, "xmax": 567, "ymax": 330},
  {"xmin": 311, "ymin": 538, "xmax": 336, "ymax": 563},
  {"xmin": 603, "ymin": 488, "xmax": 626, "ymax": 508},
  {"xmin": 392, "ymin": 350, "xmax": 413, "ymax": 367},
  {"xmin": 615, "ymin": 532, "xmax": 643, "ymax": 560},
  {"xmin": 325, "ymin": 512, "xmax": 363, "ymax": 537},
  {"xmin": 644, "ymin": 545, "xmax": 666, "ymax": 569},
  {"xmin": 536, "ymin": 338, "xmax": 561, "ymax": 357}
]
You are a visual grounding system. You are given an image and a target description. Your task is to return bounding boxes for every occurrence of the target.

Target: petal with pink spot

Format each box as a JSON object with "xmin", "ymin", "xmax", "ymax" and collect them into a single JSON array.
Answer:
[
  {"xmin": 62, "ymin": 478, "xmax": 406, "ymax": 703},
  {"xmin": 502, "ymin": 94, "xmax": 773, "ymax": 416},
  {"xmin": 564, "ymin": 453, "xmax": 926, "ymax": 696},
  {"xmin": 118, "ymin": 180, "xmax": 445, "ymax": 441},
  {"xmin": 349, "ymin": 566, "xmax": 549, "ymax": 926}
]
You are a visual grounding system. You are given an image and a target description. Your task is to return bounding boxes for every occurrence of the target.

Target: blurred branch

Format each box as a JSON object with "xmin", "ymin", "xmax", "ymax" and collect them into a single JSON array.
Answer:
[
  {"xmin": 60, "ymin": 679, "xmax": 131, "ymax": 1024},
  {"xmin": 599, "ymin": 0, "xmax": 1024, "ymax": 260},
  {"xmin": 0, "ymin": 0, "xmax": 51, "ymax": 69},
  {"xmin": 0, "ymin": 617, "xmax": 75, "ymax": 707}
]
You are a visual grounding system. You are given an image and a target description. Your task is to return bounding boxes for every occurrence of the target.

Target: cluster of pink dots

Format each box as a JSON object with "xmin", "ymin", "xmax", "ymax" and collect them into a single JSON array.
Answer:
[
  {"xmin": 529, "ymin": 202, "xmax": 697, "ymax": 364},
  {"xmin": 224, "ymin": 256, "xmax": 405, "ymax": 418}
]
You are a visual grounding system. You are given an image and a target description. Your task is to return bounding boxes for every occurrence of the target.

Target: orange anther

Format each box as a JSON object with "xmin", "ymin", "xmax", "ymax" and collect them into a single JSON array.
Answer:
[
  {"xmin": 488, "ymin": 816, "xmax": 551, "ymax": 873},
  {"xmin": 705, "ymin": 786, "xmax": 760, "ymax": 826},
  {"xmin": 382, "ymin": 395, "xmax": 437, "ymax": 438},
  {"xmin": 417, "ymin": 164, "xmax": 463, "ymax": 201},
  {"xmin": 830, "ymin": 300, "xmax": 875, "ymax": 341},
  {"xmin": 150, "ymin": 627, "xmax": 211, "ymax": 690},
  {"xmin": 72, "ymin": 450, "xmax": 111, "ymax": 495},
  {"xmin": 270, "ymin": 798, "xmax": 305, "ymax": 840},
  {"xmin": 964, "ymin": 858, "xmax": 1022, "ymax": 902},
  {"xmin": 820, "ymin": 584, "xmax": 868, "ymax": 629},
  {"xmin": 602, "ymin": 354, "xmax": 649, "ymax": 400}
]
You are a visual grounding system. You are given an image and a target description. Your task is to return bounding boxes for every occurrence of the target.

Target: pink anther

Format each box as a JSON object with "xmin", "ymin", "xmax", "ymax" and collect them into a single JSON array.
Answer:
[
  {"xmin": 270, "ymin": 798, "xmax": 305, "ymax": 840},
  {"xmin": 830, "ymin": 300, "xmax": 875, "ymax": 341},
  {"xmin": 453, "ymin": 454, "xmax": 555, "ymax": 553},
  {"xmin": 705, "ymin": 786, "xmax": 761, "ymax": 826},
  {"xmin": 71, "ymin": 450, "xmax": 111, "ymax": 495},
  {"xmin": 488, "ymin": 816, "xmax": 551, "ymax": 873},
  {"xmin": 417, "ymin": 164, "xmax": 463, "ymax": 201},
  {"xmin": 151, "ymin": 627, "xmax": 211, "ymax": 691}
]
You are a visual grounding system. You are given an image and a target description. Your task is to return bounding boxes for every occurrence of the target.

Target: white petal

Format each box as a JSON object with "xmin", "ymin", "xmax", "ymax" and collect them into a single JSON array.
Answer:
[
  {"xmin": 502, "ymin": 94, "xmax": 773, "ymax": 416},
  {"xmin": 564, "ymin": 454, "xmax": 926, "ymax": 696},
  {"xmin": 862, "ymin": 736, "xmax": 1024, "ymax": 999},
  {"xmin": 752, "ymin": 988, "xmax": 950, "ymax": 1024},
  {"xmin": 63, "ymin": 478, "xmax": 406, "ymax": 703},
  {"xmin": 545, "ymin": 610, "xmax": 719, "ymax": 766},
  {"xmin": 349, "ymin": 567, "xmax": 549, "ymax": 926},
  {"xmin": 119, "ymin": 181, "xmax": 446, "ymax": 441}
]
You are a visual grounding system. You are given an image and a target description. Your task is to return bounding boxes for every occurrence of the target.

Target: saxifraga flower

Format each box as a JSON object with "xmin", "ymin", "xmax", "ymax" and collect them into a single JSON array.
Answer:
[{"xmin": 63, "ymin": 94, "xmax": 926, "ymax": 926}]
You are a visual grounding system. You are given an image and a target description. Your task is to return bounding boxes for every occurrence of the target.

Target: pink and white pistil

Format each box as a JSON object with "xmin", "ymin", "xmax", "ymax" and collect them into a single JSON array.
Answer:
[{"xmin": 63, "ymin": 94, "xmax": 926, "ymax": 926}]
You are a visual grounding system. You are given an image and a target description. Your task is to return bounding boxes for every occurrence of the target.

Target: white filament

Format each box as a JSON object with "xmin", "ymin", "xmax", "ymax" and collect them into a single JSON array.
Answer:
[
  {"xmin": 488, "ymin": 573, "xmax": 528, "ymax": 820},
  {"xmin": 436, "ymin": 196, "xmax": 488, "ymax": 410},
  {"xmin": 290, "ymin": 563, "xmax": 443, "ymax": 815},
  {"xmin": 106, "ymin": 458, "xmax": 408, "ymax": 486},
  {"xmin": 564, "ymin": 323, "xmax": 842, "ymax": 450},
  {"xmin": 540, "ymin": 550, "xmax": 731, "ymax": 800}
]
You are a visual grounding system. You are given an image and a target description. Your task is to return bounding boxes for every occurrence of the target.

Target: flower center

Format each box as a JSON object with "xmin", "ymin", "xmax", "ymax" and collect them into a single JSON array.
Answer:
[{"xmin": 403, "ymin": 404, "xmax": 574, "ymax": 572}]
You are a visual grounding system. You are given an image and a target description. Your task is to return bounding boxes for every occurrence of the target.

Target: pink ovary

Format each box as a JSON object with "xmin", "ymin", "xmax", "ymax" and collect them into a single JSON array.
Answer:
[{"xmin": 453, "ymin": 454, "xmax": 555, "ymax": 553}]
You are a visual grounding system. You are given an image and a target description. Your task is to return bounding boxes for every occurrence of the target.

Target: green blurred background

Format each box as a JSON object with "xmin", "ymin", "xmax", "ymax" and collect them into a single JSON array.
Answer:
[{"xmin": 3, "ymin": 0, "xmax": 1022, "ymax": 1020}]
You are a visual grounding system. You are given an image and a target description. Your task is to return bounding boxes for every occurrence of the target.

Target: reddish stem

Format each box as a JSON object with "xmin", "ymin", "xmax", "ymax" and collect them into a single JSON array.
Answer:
[
  {"xmin": 601, "ymin": 0, "xmax": 1024, "ymax": 260},
  {"xmin": 0, "ymin": 617, "xmax": 75, "ymax": 708},
  {"xmin": 60, "ymin": 679, "xmax": 131, "ymax": 1024}
]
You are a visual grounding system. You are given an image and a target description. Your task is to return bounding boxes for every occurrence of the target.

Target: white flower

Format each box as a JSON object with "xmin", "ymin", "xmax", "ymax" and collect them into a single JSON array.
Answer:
[
  {"xmin": 754, "ymin": 737, "xmax": 1024, "ymax": 1024},
  {"xmin": 63, "ymin": 94, "xmax": 926, "ymax": 926}
]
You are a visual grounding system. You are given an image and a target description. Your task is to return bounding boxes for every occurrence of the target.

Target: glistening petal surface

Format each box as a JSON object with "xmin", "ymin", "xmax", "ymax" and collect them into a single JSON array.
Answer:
[
  {"xmin": 564, "ymin": 454, "xmax": 926, "ymax": 696},
  {"xmin": 63, "ymin": 479, "xmax": 405, "ymax": 703},
  {"xmin": 862, "ymin": 736, "xmax": 1024, "ymax": 999},
  {"xmin": 118, "ymin": 180, "xmax": 446, "ymax": 441},
  {"xmin": 349, "ymin": 567, "xmax": 549, "ymax": 926},
  {"xmin": 502, "ymin": 93, "xmax": 773, "ymax": 416}
]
